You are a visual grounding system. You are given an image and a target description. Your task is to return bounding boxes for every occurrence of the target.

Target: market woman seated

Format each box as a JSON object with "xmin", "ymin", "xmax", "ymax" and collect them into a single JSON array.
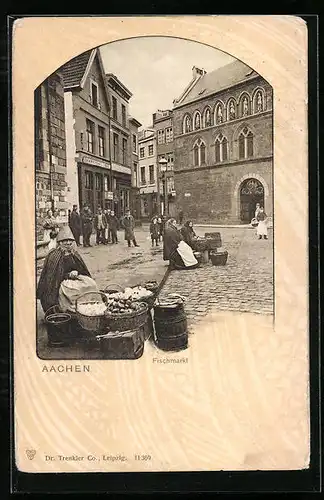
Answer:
[
  {"xmin": 163, "ymin": 218, "xmax": 199, "ymax": 270},
  {"xmin": 180, "ymin": 220, "xmax": 197, "ymax": 249},
  {"xmin": 37, "ymin": 225, "xmax": 97, "ymax": 313}
]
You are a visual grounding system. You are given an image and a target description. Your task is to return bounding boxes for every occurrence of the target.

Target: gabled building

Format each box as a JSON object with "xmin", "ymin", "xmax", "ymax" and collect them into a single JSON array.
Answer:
[
  {"xmin": 172, "ymin": 62, "xmax": 273, "ymax": 224},
  {"xmin": 60, "ymin": 49, "xmax": 139, "ymax": 218},
  {"xmin": 138, "ymin": 129, "xmax": 159, "ymax": 219}
]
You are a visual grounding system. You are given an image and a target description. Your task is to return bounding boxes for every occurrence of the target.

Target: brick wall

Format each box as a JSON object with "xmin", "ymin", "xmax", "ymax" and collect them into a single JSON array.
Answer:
[{"xmin": 35, "ymin": 71, "xmax": 67, "ymax": 241}]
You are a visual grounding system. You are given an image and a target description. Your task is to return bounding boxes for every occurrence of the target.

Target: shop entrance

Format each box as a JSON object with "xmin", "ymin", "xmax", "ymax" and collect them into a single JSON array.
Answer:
[{"xmin": 240, "ymin": 178, "xmax": 264, "ymax": 223}]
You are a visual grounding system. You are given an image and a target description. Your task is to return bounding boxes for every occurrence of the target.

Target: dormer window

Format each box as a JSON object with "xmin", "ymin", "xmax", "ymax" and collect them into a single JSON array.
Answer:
[{"xmin": 90, "ymin": 81, "xmax": 99, "ymax": 107}]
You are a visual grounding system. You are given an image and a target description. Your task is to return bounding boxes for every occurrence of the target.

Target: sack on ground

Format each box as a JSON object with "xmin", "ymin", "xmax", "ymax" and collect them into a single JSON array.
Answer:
[{"xmin": 58, "ymin": 275, "xmax": 98, "ymax": 312}]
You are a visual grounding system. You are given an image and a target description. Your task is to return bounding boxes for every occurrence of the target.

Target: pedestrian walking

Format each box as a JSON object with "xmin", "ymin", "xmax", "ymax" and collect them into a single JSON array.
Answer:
[
  {"xmin": 69, "ymin": 205, "xmax": 82, "ymax": 246},
  {"xmin": 81, "ymin": 204, "xmax": 93, "ymax": 247},
  {"xmin": 150, "ymin": 217, "xmax": 160, "ymax": 247},
  {"xmin": 109, "ymin": 210, "xmax": 119, "ymax": 244},
  {"xmin": 157, "ymin": 216, "xmax": 163, "ymax": 242},
  {"xmin": 122, "ymin": 209, "xmax": 139, "ymax": 247},
  {"xmin": 256, "ymin": 206, "xmax": 268, "ymax": 239},
  {"xmin": 94, "ymin": 206, "xmax": 108, "ymax": 245},
  {"xmin": 104, "ymin": 208, "xmax": 112, "ymax": 243},
  {"xmin": 178, "ymin": 210, "xmax": 184, "ymax": 225}
]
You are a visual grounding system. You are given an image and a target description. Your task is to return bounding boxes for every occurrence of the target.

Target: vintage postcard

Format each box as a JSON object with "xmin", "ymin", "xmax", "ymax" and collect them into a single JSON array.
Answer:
[{"xmin": 13, "ymin": 16, "xmax": 310, "ymax": 477}]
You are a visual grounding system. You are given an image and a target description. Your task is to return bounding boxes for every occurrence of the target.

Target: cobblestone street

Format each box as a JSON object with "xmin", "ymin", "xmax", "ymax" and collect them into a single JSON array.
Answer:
[{"xmin": 37, "ymin": 225, "xmax": 273, "ymax": 358}]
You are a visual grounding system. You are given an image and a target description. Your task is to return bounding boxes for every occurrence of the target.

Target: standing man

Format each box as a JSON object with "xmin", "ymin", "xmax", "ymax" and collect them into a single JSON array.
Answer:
[
  {"xmin": 69, "ymin": 204, "xmax": 82, "ymax": 246},
  {"xmin": 109, "ymin": 209, "xmax": 119, "ymax": 244},
  {"xmin": 81, "ymin": 203, "xmax": 93, "ymax": 247},
  {"xmin": 122, "ymin": 209, "xmax": 139, "ymax": 247},
  {"xmin": 105, "ymin": 208, "xmax": 112, "ymax": 243},
  {"xmin": 178, "ymin": 209, "xmax": 184, "ymax": 225},
  {"xmin": 94, "ymin": 206, "xmax": 107, "ymax": 245}
]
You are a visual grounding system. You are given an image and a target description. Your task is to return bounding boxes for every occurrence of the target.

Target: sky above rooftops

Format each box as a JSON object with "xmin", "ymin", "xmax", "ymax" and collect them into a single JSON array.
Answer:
[{"xmin": 100, "ymin": 37, "xmax": 235, "ymax": 129}]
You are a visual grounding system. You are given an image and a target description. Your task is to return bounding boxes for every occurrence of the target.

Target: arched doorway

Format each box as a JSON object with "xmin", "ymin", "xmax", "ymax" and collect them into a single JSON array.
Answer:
[{"xmin": 240, "ymin": 178, "xmax": 264, "ymax": 223}]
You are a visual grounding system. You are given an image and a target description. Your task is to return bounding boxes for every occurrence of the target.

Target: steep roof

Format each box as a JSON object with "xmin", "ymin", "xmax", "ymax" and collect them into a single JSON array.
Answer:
[
  {"xmin": 60, "ymin": 49, "xmax": 93, "ymax": 90},
  {"xmin": 174, "ymin": 60, "xmax": 259, "ymax": 107}
]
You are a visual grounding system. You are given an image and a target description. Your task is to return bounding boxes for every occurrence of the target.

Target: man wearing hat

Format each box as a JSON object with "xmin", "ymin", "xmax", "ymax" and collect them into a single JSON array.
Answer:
[{"xmin": 37, "ymin": 225, "xmax": 93, "ymax": 312}]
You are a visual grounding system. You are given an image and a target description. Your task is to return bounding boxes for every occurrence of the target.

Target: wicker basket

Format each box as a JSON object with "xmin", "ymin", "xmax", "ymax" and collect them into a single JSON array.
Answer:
[
  {"xmin": 102, "ymin": 283, "xmax": 124, "ymax": 295},
  {"xmin": 205, "ymin": 232, "xmax": 222, "ymax": 250},
  {"xmin": 75, "ymin": 291, "xmax": 108, "ymax": 332},
  {"xmin": 104, "ymin": 302, "xmax": 148, "ymax": 332},
  {"xmin": 210, "ymin": 250, "xmax": 228, "ymax": 266},
  {"xmin": 192, "ymin": 238, "xmax": 208, "ymax": 252}
]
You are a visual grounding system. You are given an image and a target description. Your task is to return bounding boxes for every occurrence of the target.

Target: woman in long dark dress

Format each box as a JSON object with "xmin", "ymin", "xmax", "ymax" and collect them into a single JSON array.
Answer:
[
  {"xmin": 37, "ymin": 226, "xmax": 92, "ymax": 312},
  {"xmin": 180, "ymin": 220, "xmax": 197, "ymax": 248},
  {"xmin": 163, "ymin": 218, "xmax": 198, "ymax": 270}
]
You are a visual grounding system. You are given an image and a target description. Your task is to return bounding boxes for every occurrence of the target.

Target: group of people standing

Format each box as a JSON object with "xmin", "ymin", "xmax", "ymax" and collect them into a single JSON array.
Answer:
[{"xmin": 68, "ymin": 204, "xmax": 119, "ymax": 247}]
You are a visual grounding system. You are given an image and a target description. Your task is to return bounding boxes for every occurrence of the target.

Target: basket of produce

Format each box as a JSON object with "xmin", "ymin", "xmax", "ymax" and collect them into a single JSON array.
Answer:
[
  {"xmin": 143, "ymin": 280, "xmax": 159, "ymax": 293},
  {"xmin": 75, "ymin": 291, "xmax": 108, "ymax": 332},
  {"xmin": 192, "ymin": 237, "xmax": 208, "ymax": 252},
  {"xmin": 210, "ymin": 250, "xmax": 228, "ymax": 266},
  {"xmin": 204, "ymin": 232, "xmax": 222, "ymax": 250},
  {"xmin": 102, "ymin": 283, "xmax": 124, "ymax": 295},
  {"xmin": 104, "ymin": 297, "xmax": 148, "ymax": 332}
]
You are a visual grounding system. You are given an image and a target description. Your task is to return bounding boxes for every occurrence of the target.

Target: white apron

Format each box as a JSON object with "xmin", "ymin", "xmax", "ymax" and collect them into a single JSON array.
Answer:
[
  {"xmin": 177, "ymin": 240, "xmax": 198, "ymax": 267},
  {"xmin": 257, "ymin": 220, "xmax": 268, "ymax": 236}
]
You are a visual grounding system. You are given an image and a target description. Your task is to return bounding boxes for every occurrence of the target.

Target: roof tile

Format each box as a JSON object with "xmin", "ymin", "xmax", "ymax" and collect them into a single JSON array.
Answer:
[{"xmin": 59, "ymin": 50, "xmax": 93, "ymax": 89}]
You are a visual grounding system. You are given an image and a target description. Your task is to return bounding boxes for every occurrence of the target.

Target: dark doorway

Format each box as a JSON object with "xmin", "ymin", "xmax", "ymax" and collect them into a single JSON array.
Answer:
[{"xmin": 240, "ymin": 178, "xmax": 264, "ymax": 223}]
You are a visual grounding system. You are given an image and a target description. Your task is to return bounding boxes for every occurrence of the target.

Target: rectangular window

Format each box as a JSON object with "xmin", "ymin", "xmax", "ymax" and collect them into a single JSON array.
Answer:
[
  {"xmin": 148, "ymin": 144, "xmax": 154, "ymax": 156},
  {"xmin": 157, "ymin": 129, "xmax": 165, "ymax": 144},
  {"xmin": 122, "ymin": 138, "xmax": 127, "ymax": 165},
  {"xmin": 239, "ymin": 135, "xmax": 245, "ymax": 159},
  {"xmin": 122, "ymin": 105, "xmax": 126, "ymax": 126},
  {"xmin": 133, "ymin": 163, "xmax": 138, "ymax": 186},
  {"xmin": 95, "ymin": 173, "xmax": 102, "ymax": 191},
  {"xmin": 139, "ymin": 147, "xmax": 145, "ymax": 158},
  {"xmin": 86, "ymin": 119, "xmax": 95, "ymax": 154},
  {"xmin": 165, "ymin": 127, "xmax": 173, "ymax": 142},
  {"xmin": 140, "ymin": 166, "xmax": 146, "ymax": 185},
  {"xmin": 194, "ymin": 145, "xmax": 199, "ymax": 166},
  {"xmin": 215, "ymin": 141, "xmax": 221, "ymax": 163},
  {"xmin": 222, "ymin": 138, "xmax": 228, "ymax": 161},
  {"xmin": 149, "ymin": 165, "xmax": 155, "ymax": 184},
  {"xmin": 112, "ymin": 96, "xmax": 117, "ymax": 120},
  {"xmin": 91, "ymin": 82, "xmax": 98, "ymax": 107},
  {"xmin": 200, "ymin": 143, "xmax": 206, "ymax": 164},
  {"xmin": 98, "ymin": 126, "xmax": 105, "ymax": 157},
  {"xmin": 113, "ymin": 133, "xmax": 119, "ymax": 162},
  {"xmin": 104, "ymin": 176, "xmax": 109, "ymax": 192},
  {"xmin": 113, "ymin": 177, "xmax": 117, "ymax": 190},
  {"xmin": 85, "ymin": 171, "xmax": 93, "ymax": 189},
  {"xmin": 132, "ymin": 134, "xmax": 137, "ymax": 153},
  {"xmin": 247, "ymin": 133, "xmax": 254, "ymax": 157}
]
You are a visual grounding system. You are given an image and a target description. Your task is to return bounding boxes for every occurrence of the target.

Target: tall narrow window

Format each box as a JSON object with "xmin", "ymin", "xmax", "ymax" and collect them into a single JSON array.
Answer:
[
  {"xmin": 148, "ymin": 144, "xmax": 154, "ymax": 156},
  {"xmin": 122, "ymin": 138, "xmax": 127, "ymax": 165},
  {"xmin": 215, "ymin": 140, "xmax": 221, "ymax": 163},
  {"xmin": 113, "ymin": 133, "xmax": 119, "ymax": 162},
  {"xmin": 215, "ymin": 134, "xmax": 228, "ymax": 163},
  {"xmin": 140, "ymin": 166, "xmax": 146, "ymax": 185},
  {"xmin": 158, "ymin": 129, "xmax": 165, "ymax": 144},
  {"xmin": 139, "ymin": 147, "xmax": 145, "ymax": 158},
  {"xmin": 193, "ymin": 138, "xmax": 207, "ymax": 167},
  {"xmin": 86, "ymin": 119, "xmax": 94, "ymax": 154},
  {"xmin": 133, "ymin": 163, "xmax": 138, "ymax": 186},
  {"xmin": 238, "ymin": 127, "xmax": 254, "ymax": 159},
  {"xmin": 149, "ymin": 165, "xmax": 155, "ymax": 184},
  {"xmin": 165, "ymin": 127, "xmax": 173, "ymax": 142},
  {"xmin": 122, "ymin": 104, "xmax": 126, "ymax": 126},
  {"xmin": 91, "ymin": 82, "xmax": 98, "ymax": 107},
  {"xmin": 132, "ymin": 134, "xmax": 137, "ymax": 152},
  {"xmin": 98, "ymin": 126, "xmax": 105, "ymax": 157},
  {"xmin": 222, "ymin": 137, "xmax": 228, "ymax": 161},
  {"xmin": 200, "ymin": 143, "xmax": 206, "ymax": 164},
  {"xmin": 112, "ymin": 96, "xmax": 117, "ymax": 120},
  {"xmin": 193, "ymin": 144, "xmax": 199, "ymax": 166},
  {"xmin": 85, "ymin": 171, "xmax": 93, "ymax": 189}
]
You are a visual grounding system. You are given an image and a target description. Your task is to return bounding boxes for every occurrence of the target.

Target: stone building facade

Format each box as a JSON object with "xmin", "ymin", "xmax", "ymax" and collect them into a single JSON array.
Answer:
[
  {"xmin": 138, "ymin": 129, "xmax": 159, "ymax": 219},
  {"xmin": 35, "ymin": 71, "xmax": 68, "ymax": 241},
  {"xmin": 129, "ymin": 117, "xmax": 142, "ymax": 219},
  {"xmin": 152, "ymin": 110, "xmax": 176, "ymax": 217},
  {"xmin": 172, "ymin": 62, "xmax": 273, "ymax": 224}
]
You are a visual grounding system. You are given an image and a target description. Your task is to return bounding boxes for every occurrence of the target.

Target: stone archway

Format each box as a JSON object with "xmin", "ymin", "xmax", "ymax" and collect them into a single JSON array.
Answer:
[{"xmin": 233, "ymin": 173, "xmax": 269, "ymax": 223}]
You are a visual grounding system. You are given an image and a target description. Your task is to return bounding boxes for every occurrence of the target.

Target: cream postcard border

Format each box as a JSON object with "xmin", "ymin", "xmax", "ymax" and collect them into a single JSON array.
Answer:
[{"xmin": 13, "ymin": 16, "xmax": 309, "ymax": 473}]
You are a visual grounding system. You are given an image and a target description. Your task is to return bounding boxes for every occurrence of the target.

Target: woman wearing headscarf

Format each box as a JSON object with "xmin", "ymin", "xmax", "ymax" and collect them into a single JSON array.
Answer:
[
  {"xmin": 163, "ymin": 218, "xmax": 199, "ymax": 270},
  {"xmin": 43, "ymin": 209, "xmax": 60, "ymax": 250},
  {"xmin": 256, "ymin": 206, "xmax": 269, "ymax": 240},
  {"xmin": 180, "ymin": 220, "xmax": 197, "ymax": 249},
  {"xmin": 37, "ymin": 225, "xmax": 97, "ymax": 313}
]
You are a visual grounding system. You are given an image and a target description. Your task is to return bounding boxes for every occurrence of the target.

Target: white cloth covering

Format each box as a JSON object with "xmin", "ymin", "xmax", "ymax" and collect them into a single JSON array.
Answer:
[{"xmin": 176, "ymin": 240, "xmax": 198, "ymax": 267}]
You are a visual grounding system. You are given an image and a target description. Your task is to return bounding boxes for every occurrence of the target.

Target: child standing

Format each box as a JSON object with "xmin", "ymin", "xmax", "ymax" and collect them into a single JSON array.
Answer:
[{"xmin": 150, "ymin": 217, "xmax": 160, "ymax": 247}]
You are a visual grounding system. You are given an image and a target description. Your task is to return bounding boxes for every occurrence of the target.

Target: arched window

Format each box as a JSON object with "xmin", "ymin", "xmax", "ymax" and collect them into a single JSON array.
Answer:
[
  {"xmin": 239, "ymin": 93, "xmax": 251, "ymax": 117},
  {"xmin": 215, "ymin": 102, "xmax": 224, "ymax": 124},
  {"xmin": 203, "ymin": 107, "xmax": 212, "ymax": 128},
  {"xmin": 183, "ymin": 114, "xmax": 192, "ymax": 134},
  {"xmin": 215, "ymin": 133, "xmax": 228, "ymax": 163},
  {"xmin": 227, "ymin": 98, "xmax": 237, "ymax": 121},
  {"xmin": 193, "ymin": 138, "xmax": 207, "ymax": 166},
  {"xmin": 252, "ymin": 88, "xmax": 265, "ymax": 113},
  {"xmin": 193, "ymin": 111, "xmax": 202, "ymax": 130},
  {"xmin": 238, "ymin": 127, "xmax": 254, "ymax": 159}
]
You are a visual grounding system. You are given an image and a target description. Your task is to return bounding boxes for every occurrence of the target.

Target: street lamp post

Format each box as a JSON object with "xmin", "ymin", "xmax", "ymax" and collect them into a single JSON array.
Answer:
[{"xmin": 158, "ymin": 157, "xmax": 168, "ymax": 216}]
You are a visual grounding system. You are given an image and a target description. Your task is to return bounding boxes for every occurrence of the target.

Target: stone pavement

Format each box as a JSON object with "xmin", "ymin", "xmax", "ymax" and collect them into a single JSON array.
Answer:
[
  {"xmin": 160, "ymin": 226, "xmax": 274, "ymax": 332},
  {"xmin": 36, "ymin": 225, "xmax": 273, "ymax": 358}
]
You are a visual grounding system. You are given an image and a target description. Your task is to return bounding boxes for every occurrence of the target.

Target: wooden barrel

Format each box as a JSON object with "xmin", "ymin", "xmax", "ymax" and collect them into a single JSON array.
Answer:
[
  {"xmin": 45, "ymin": 312, "xmax": 72, "ymax": 347},
  {"xmin": 153, "ymin": 299, "xmax": 188, "ymax": 351}
]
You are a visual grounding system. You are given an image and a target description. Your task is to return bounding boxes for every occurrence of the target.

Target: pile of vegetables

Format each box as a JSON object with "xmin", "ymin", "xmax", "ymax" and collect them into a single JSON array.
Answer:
[
  {"xmin": 105, "ymin": 286, "xmax": 153, "ymax": 302},
  {"xmin": 105, "ymin": 296, "xmax": 147, "ymax": 316},
  {"xmin": 77, "ymin": 301, "xmax": 107, "ymax": 317}
]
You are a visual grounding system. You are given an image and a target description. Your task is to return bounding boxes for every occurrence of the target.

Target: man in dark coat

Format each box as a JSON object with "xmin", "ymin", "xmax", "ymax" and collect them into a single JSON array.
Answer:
[
  {"xmin": 36, "ymin": 225, "xmax": 91, "ymax": 312},
  {"xmin": 69, "ymin": 205, "xmax": 82, "ymax": 246},
  {"xmin": 81, "ymin": 204, "xmax": 93, "ymax": 247},
  {"xmin": 109, "ymin": 209, "xmax": 119, "ymax": 244},
  {"xmin": 178, "ymin": 210, "xmax": 184, "ymax": 225},
  {"xmin": 122, "ymin": 209, "xmax": 139, "ymax": 247},
  {"xmin": 94, "ymin": 206, "xmax": 108, "ymax": 245}
]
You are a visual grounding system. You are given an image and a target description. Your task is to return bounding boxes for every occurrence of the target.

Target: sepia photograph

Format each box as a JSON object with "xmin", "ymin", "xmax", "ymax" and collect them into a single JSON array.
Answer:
[
  {"xmin": 13, "ymin": 16, "xmax": 311, "ymax": 477},
  {"xmin": 35, "ymin": 37, "xmax": 273, "ymax": 360}
]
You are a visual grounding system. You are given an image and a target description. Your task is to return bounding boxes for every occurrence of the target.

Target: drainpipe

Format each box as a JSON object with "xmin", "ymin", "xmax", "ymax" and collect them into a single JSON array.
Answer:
[{"xmin": 46, "ymin": 79, "xmax": 54, "ymax": 212}]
